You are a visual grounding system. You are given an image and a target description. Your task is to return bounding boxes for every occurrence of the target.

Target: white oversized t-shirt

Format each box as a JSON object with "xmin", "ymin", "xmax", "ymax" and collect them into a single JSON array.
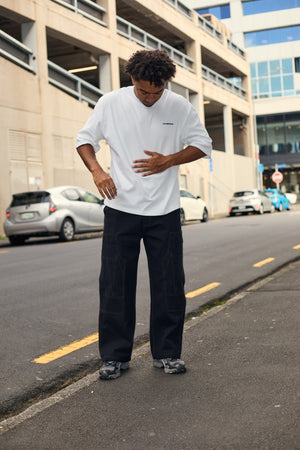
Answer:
[{"xmin": 76, "ymin": 86, "xmax": 212, "ymax": 216}]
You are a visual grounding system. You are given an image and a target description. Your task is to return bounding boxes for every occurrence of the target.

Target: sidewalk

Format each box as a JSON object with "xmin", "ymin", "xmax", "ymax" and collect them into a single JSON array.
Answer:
[{"xmin": 0, "ymin": 260, "xmax": 299, "ymax": 449}]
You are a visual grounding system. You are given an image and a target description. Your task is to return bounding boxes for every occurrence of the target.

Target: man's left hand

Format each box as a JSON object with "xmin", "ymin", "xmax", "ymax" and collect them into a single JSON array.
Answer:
[{"xmin": 132, "ymin": 151, "xmax": 171, "ymax": 177}]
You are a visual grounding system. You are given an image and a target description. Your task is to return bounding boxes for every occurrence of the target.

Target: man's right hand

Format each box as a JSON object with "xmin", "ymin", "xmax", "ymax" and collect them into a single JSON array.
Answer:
[
  {"xmin": 92, "ymin": 169, "xmax": 117, "ymax": 200},
  {"xmin": 77, "ymin": 144, "xmax": 117, "ymax": 200}
]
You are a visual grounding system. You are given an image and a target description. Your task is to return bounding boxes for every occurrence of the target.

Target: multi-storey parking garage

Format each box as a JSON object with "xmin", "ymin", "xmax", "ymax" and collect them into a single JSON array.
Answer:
[{"xmin": 0, "ymin": 0, "xmax": 256, "ymax": 232}]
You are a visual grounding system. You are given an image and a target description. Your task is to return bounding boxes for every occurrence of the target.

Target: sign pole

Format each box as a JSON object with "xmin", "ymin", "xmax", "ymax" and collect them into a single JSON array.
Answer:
[{"xmin": 275, "ymin": 164, "xmax": 279, "ymax": 190}]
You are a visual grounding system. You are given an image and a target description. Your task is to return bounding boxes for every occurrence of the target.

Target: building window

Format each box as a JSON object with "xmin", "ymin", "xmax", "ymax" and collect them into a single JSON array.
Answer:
[
  {"xmin": 242, "ymin": 0, "xmax": 300, "ymax": 15},
  {"xmin": 250, "ymin": 58, "xmax": 295, "ymax": 98},
  {"xmin": 295, "ymin": 57, "xmax": 300, "ymax": 72},
  {"xmin": 196, "ymin": 4, "xmax": 230, "ymax": 19},
  {"xmin": 257, "ymin": 113, "xmax": 300, "ymax": 156},
  {"xmin": 245, "ymin": 25, "xmax": 300, "ymax": 47}
]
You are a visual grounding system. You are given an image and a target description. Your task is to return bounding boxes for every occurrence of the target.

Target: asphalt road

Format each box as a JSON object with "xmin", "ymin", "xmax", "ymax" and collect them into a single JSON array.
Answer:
[{"xmin": 1, "ymin": 208, "xmax": 300, "ymax": 416}]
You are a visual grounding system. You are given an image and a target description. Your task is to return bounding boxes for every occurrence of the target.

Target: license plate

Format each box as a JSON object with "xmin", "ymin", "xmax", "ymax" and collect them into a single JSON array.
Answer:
[
  {"xmin": 238, "ymin": 206, "xmax": 247, "ymax": 210},
  {"xmin": 21, "ymin": 212, "xmax": 34, "ymax": 220}
]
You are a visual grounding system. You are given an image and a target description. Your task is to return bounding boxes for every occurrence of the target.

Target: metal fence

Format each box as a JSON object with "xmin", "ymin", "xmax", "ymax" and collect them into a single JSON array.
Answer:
[
  {"xmin": 202, "ymin": 65, "xmax": 247, "ymax": 99},
  {"xmin": 51, "ymin": 0, "xmax": 106, "ymax": 26},
  {"xmin": 0, "ymin": 30, "xmax": 34, "ymax": 73},
  {"xmin": 164, "ymin": 0, "xmax": 193, "ymax": 20},
  {"xmin": 48, "ymin": 60, "xmax": 103, "ymax": 106},
  {"xmin": 116, "ymin": 16, "xmax": 194, "ymax": 72}
]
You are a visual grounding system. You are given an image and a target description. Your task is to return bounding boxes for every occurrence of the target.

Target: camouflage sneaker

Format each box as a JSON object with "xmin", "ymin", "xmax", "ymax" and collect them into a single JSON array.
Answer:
[
  {"xmin": 153, "ymin": 358, "xmax": 186, "ymax": 374},
  {"xmin": 99, "ymin": 361, "xmax": 130, "ymax": 380}
]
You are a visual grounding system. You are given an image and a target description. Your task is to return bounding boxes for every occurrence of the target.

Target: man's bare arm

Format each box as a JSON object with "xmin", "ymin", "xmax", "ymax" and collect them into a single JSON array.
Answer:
[
  {"xmin": 77, "ymin": 144, "xmax": 117, "ymax": 199},
  {"xmin": 132, "ymin": 146, "xmax": 206, "ymax": 177}
]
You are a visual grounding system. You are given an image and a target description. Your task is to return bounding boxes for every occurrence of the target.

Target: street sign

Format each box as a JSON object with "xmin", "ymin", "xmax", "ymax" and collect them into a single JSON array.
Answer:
[
  {"xmin": 276, "ymin": 164, "xmax": 286, "ymax": 169},
  {"xmin": 258, "ymin": 163, "xmax": 264, "ymax": 173},
  {"xmin": 271, "ymin": 171, "xmax": 283, "ymax": 184}
]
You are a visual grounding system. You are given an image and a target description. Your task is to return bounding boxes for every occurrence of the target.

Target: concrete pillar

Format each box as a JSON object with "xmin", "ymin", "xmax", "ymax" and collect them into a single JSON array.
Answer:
[
  {"xmin": 223, "ymin": 105, "xmax": 234, "ymax": 154},
  {"xmin": 229, "ymin": 0, "xmax": 245, "ymax": 48},
  {"xmin": 21, "ymin": 21, "xmax": 38, "ymax": 74},
  {"xmin": 99, "ymin": 54, "xmax": 111, "ymax": 93}
]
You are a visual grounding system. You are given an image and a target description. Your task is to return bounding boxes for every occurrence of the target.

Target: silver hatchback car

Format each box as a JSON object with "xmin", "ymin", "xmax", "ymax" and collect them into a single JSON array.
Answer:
[
  {"xmin": 229, "ymin": 189, "xmax": 275, "ymax": 216},
  {"xmin": 4, "ymin": 185, "xmax": 104, "ymax": 245}
]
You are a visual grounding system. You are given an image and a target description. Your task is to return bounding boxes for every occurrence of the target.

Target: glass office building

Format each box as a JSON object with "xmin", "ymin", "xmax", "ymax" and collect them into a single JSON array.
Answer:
[{"xmin": 186, "ymin": 0, "xmax": 300, "ymax": 196}]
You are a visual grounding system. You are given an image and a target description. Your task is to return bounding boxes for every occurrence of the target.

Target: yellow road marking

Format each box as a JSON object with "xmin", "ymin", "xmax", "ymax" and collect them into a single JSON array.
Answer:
[
  {"xmin": 293, "ymin": 244, "xmax": 300, "ymax": 249},
  {"xmin": 186, "ymin": 282, "xmax": 221, "ymax": 299},
  {"xmin": 56, "ymin": 241, "xmax": 77, "ymax": 246},
  {"xmin": 0, "ymin": 250, "xmax": 9, "ymax": 254},
  {"xmin": 33, "ymin": 332, "xmax": 98, "ymax": 364},
  {"xmin": 253, "ymin": 257, "xmax": 275, "ymax": 268},
  {"xmin": 34, "ymin": 281, "xmax": 222, "ymax": 363}
]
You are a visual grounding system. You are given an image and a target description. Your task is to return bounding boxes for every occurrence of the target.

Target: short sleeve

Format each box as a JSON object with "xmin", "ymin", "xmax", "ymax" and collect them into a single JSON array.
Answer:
[
  {"xmin": 76, "ymin": 96, "xmax": 105, "ymax": 153},
  {"xmin": 181, "ymin": 105, "xmax": 212, "ymax": 158}
]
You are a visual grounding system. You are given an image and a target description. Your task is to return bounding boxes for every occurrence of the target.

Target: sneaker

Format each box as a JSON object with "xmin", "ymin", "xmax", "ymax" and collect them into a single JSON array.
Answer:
[
  {"xmin": 99, "ymin": 360, "xmax": 130, "ymax": 380},
  {"xmin": 153, "ymin": 358, "xmax": 186, "ymax": 374}
]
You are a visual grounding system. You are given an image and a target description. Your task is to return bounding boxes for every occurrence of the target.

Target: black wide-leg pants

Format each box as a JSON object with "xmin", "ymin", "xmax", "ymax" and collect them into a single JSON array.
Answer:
[{"xmin": 99, "ymin": 206, "xmax": 186, "ymax": 362}]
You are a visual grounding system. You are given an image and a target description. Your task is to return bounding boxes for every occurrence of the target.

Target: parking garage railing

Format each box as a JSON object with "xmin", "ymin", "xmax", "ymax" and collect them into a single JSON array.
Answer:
[
  {"xmin": 227, "ymin": 38, "xmax": 246, "ymax": 59},
  {"xmin": 48, "ymin": 60, "xmax": 103, "ymax": 106},
  {"xmin": 116, "ymin": 16, "xmax": 194, "ymax": 72},
  {"xmin": 51, "ymin": 0, "xmax": 106, "ymax": 27},
  {"xmin": 164, "ymin": 0, "xmax": 193, "ymax": 20},
  {"xmin": 0, "ymin": 30, "xmax": 35, "ymax": 73},
  {"xmin": 197, "ymin": 16, "xmax": 223, "ymax": 43},
  {"xmin": 198, "ymin": 16, "xmax": 246, "ymax": 60},
  {"xmin": 201, "ymin": 65, "xmax": 247, "ymax": 99}
]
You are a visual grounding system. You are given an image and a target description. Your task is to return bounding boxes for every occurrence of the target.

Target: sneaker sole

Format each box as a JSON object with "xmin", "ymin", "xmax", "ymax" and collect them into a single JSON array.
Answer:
[
  {"xmin": 99, "ymin": 362, "xmax": 130, "ymax": 380},
  {"xmin": 164, "ymin": 366, "xmax": 186, "ymax": 374},
  {"xmin": 153, "ymin": 360, "xmax": 186, "ymax": 374}
]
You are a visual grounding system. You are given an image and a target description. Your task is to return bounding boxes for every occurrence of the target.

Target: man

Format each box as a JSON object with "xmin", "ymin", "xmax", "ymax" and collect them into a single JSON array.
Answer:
[{"xmin": 76, "ymin": 49, "xmax": 212, "ymax": 380}]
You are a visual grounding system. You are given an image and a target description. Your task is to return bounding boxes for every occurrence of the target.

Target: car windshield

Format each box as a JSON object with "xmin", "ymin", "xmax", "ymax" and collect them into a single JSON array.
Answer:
[
  {"xmin": 11, "ymin": 191, "xmax": 51, "ymax": 206},
  {"xmin": 234, "ymin": 191, "xmax": 254, "ymax": 197}
]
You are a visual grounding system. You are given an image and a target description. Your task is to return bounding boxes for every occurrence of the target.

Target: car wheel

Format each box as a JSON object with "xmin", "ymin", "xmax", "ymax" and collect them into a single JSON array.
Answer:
[
  {"xmin": 180, "ymin": 208, "xmax": 185, "ymax": 226},
  {"xmin": 59, "ymin": 218, "xmax": 75, "ymax": 241},
  {"xmin": 258, "ymin": 204, "xmax": 264, "ymax": 215},
  {"xmin": 9, "ymin": 236, "xmax": 26, "ymax": 246},
  {"xmin": 201, "ymin": 207, "xmax": 208, "ymax": 223}
]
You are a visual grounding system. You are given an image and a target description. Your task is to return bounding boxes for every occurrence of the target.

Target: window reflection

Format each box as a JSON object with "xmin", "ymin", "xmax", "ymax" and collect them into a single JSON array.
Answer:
[
  {"xmin": 245, "ymin": 25, "xmax": 300, "ymax": 47},
  {"xmin": 196, "ymin": 4, "xmax": 230, "ymax": 19},
  {"xmin": 243, "ymin": 0, "xmax": 300, "ymax": 15},
  {"xmin": 257, "ymin": 113, "xmax": 300, "ymax": 156},
  {"xmin": 250, "ymin": 58, "xmax": 295, "ymax": 98}
]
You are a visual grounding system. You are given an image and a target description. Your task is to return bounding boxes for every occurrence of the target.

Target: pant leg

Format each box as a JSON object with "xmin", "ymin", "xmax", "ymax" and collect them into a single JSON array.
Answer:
[
  {"xmin": 99, "ymin": 207, "xmax": 141, "ymax": 362},
  {"xmin": 143, "ymin": 209, "xmax": 186, "ymax": 359}
]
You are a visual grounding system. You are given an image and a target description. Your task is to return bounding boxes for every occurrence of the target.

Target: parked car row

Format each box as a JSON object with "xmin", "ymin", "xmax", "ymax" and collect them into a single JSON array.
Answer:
[
  {"xmin": 3, "ymin": 186, "xmax": 210, "ymax": 245},
  {"xmin": 3, "ymin": 183, "xmax": 295, "ymax": 245},
  {"xmin": 229, "ymin": 188, "xmax": 290, "ymax": 216}
]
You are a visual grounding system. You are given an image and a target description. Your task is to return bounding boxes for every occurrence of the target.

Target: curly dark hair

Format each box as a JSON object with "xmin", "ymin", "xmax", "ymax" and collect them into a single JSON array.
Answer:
[{"xmin": 125, "ymin": 50, "xmax": 176, "ymax": 86}]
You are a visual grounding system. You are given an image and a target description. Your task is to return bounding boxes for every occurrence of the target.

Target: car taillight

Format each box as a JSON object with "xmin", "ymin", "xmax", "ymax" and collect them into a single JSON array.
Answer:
[
  {"xmin": 49, "ymin": 202, "xmax": 56, "ymax": 214},
  {"xmin": 6, "ymin": 209, "xmax": 10, "ymax": 218}
]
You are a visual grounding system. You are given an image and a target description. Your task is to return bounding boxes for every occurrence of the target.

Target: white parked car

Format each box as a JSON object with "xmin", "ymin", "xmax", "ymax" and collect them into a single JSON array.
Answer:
[
  {"xmin": 180, "ymin": 189, "xmax": 208, "ymax": 225},
  {"xmin": 285, "ymin": 192, "xmax": 297, "ymax": 204},
  {"xmin": 229, "ymin": 189, "xmax": 274, "ymax": 216}
]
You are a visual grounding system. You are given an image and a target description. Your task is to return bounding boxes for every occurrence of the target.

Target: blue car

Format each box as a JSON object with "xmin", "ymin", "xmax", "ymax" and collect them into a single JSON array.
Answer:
[{"xmin": 263, "ymin": 188, "xmax": 290, "ymax": 211}]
